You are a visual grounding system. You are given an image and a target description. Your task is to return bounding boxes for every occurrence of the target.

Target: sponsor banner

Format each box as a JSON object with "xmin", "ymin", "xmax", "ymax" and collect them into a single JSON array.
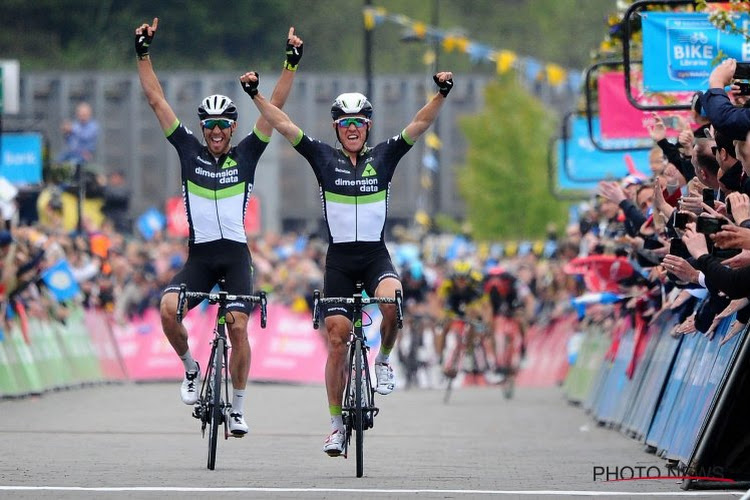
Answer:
[
  {"xmin": 165, "ymin": 196, "xmax": 189, "ymax": 238},
  {"xmin": 0, "ymin": 133, "xmax": 43, "ymax": 185},
  {"xmin": 557, "ymin": 117, "xmax": 651, "ymax": 191},
  {"xmin": 598, "ymin": 72, "xmax": 693, "ymax": 139},
  {"xmin": 83, "ymin": 308, "xmax": 127, "ymax": 381},
  {"xmin": 642, "ymin": 11, "xmax": 750, "ymax": 91}
]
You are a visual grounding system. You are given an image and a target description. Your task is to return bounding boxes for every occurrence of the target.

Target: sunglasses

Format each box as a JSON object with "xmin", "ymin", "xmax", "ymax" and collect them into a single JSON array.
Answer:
[
  {"xmin": 335, "ymin": 117, "xmax": 370, "ymax": 128},
  {"xmin": 201, "ymin": 118, "xmax": 235, "ymax": 130}
]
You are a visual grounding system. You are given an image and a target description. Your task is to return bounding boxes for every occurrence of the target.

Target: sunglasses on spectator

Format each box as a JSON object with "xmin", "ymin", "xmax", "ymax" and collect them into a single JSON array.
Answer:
[
  {"xmin": 201, "ymin": 118, "xmax": 235, "ymax": 130},
  {"xmin": 335, "ymin": 117, "xmax": 370, "ymax": 128}
]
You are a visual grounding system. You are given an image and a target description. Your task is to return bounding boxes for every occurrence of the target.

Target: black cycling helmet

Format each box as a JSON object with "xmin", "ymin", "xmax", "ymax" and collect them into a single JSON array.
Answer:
[
  {"xmin": 198, "ymin": 94, "xmax": 238, "ymax": 121},
  {"xmin": 331, "ymin": 92, "xmax": 373, "ymax": 120}
]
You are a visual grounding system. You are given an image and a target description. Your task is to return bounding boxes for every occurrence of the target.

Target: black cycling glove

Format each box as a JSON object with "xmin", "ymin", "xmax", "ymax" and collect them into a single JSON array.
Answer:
[
  {"xmin": 433, "ymin": 74, "xmax": 454, "ymax": 97},
  {"xmin": 135, "ymin": 29, "xmax": 154, "ymax": 60},
  {"xmin": 284, "ymin": 40, "xmax": 303, "ymax": 72},
  {"xmin": 241, "ymin": 73, "xmax": 259, "ymax": 99}
]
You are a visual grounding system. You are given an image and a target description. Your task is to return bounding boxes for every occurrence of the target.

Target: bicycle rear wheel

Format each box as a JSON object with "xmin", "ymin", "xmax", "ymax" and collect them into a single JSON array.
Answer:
[
  {"xmin": 354, "ymin": 339, "xmax": 364, "ymax": 478},
  {"xmin": 207, "ymin": 338, "xmax": 224, "ymax": 470}
]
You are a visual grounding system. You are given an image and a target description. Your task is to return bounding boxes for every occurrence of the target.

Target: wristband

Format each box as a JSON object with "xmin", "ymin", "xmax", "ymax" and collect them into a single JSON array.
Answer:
[{"xmin": 283, "ymin": 61, "xmax": 298, "ymax": 72}]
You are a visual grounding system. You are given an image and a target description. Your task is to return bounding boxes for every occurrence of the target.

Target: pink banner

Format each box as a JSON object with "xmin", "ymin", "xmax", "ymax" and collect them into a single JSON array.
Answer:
[
  {"xmin": 598, "ymin": 72, "xmax": 693, "ymax": 139},
  {"xmin": 109, "ymin": 303, "xmax": 328, "ymax": 384},
  {"xmin": 249, "ymin": 303, "xmax": 327, "ymax": 383},
  {"xmin": 83, "ymin": 309, "xmax": 127, "ymax": 381},
  {"xmin": 515, "ymin": 315, "xmax": 577, "ymax": 387}
]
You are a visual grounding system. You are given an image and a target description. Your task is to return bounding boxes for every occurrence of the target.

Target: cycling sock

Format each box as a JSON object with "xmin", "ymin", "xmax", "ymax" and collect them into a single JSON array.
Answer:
[
  {"xmin": 232, "ymin": 389, "xmax": 246, "ymax": 415},
  {"xmin": 179, "ymin": 350, "xmax": 198, "ymax": 373},
  {"xmin": 376, "ymin": 346, "xmax": 392, "ymax": 364},
  {"xmin": 329, "ymin": 405, "xmax": 344, "ymax": 432}
]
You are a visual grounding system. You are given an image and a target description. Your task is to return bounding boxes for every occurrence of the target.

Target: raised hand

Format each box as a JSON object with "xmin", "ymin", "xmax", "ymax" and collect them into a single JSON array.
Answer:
[
  {"xmin": 239, "ymin": 71, "xmax": 259, "ymax": 99},
  {"xmin": 284, "ymin": 27, "xmax": 304, "ymax": 71},
  {"xmin": 135, "ymin": 17, "xmax": 158, "ymax": 59},
  {"xmin": 433, "ymin": 72, "xmax": 454, "ymax": 97}
]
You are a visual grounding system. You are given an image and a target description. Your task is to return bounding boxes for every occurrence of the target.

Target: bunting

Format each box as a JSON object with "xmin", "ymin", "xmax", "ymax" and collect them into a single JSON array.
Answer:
[{"xmin": 363, "ymin": 6, "xmax": 579, "ymax": 90}]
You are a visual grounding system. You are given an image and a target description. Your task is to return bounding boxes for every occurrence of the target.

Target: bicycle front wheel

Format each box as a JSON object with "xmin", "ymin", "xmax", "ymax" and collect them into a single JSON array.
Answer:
[
  {"xmin": 354, "ymin": 339, "xmax": 364, "ymax": 478},
  {"xmin": 207, "ymin": 338, "xmax": 224, "ymax": 470}
]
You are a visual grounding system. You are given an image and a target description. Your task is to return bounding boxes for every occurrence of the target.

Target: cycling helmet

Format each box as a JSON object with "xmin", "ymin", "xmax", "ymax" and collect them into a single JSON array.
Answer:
[
  {"xmin": 487, "ymin": 265, "xmax": 506, "ymax": 276},
  {"xmin": 451, "ymin": 260, "xmax": 472, "ymax": 279},
  {"xmin": 331, "ymin": 92, "xmax": 373, "ymax": 120},
  {"xmin": 198, "ymin": 94, "xmax": 238, "ymax": 121}
]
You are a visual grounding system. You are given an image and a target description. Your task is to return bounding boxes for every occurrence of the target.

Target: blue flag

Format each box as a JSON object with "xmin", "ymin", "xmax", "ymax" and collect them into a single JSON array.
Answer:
[{"xmin": 42, "ymin": 260, "xmax": 80, "ymax": 302}]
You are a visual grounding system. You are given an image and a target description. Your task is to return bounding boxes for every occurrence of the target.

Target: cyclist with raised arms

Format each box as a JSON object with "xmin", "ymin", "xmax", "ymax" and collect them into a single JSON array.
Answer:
[
  {"xmin": 240, "ymin": 69, "xmax": 453, "ymax": 456},
  {"xmin": 134, "ymin": 18, "xmax": 303, "ymax": 436}
]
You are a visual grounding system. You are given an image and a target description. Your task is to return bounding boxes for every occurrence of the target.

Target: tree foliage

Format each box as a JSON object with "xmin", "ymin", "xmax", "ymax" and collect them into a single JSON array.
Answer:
[{"xmin": 457, "ymin": 75, "xmax": 569, "ymax": 239}]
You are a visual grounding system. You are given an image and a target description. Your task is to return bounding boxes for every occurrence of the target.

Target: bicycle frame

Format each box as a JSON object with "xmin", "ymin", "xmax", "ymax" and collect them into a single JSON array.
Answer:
[
  {"xmin": 175, "ymin": 283, "xmax": 268, "ymax": 470},
  {"xmin": 312, "ymin": 284, "xmax": 403, "ymax": 478}
]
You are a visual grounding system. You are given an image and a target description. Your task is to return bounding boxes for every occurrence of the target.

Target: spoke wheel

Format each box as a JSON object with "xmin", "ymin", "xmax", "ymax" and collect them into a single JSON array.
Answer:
[
  {"xmin": 354, "ymin": 340, "xmax": 364, "ymax": 478},
  {"xmin": 207, "ymin": 338, "xmax": 224, "ymax": 470}
]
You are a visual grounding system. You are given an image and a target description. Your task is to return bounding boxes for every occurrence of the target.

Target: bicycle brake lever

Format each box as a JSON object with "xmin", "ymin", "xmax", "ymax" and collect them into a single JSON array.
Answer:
[
  {"xmin": 176, "ymin": 284, "xmax": 187, "ymax": 323},
  {"xmin": 395, "ymin": 290, "xmax": 403, "ymax": 329},
  {"xmin": 312, "ymin": 290, "xmax": 321, "ymax": 329},
  {"xmin": 259, "ymin": 291, "xmax": 267, "ymax": 329}
]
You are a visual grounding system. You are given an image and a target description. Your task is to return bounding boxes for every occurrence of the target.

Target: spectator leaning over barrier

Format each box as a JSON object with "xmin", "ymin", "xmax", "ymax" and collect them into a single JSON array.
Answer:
[
  {"xmin": 135, "ymin": 17, "xmax": 304, "ymax": 437},
  {"xmin": 241, "ymin": 68, "xmax": 453, "ymax": 457}
]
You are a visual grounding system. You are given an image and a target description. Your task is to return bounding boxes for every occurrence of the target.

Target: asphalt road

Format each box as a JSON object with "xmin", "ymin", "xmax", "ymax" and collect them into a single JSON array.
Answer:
[{"xmin": 0, "ymin": 382, "xmax": 743, "ymax": 499}]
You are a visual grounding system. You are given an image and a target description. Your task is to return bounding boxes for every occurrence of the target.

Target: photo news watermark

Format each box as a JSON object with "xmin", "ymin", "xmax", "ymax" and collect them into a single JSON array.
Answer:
[{"xmin": 593, "ymin": 464, "xmax": 733, "ymax": 483}]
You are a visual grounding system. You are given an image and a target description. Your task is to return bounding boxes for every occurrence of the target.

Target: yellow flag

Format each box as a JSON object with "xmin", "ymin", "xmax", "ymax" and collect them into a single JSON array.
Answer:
[
  {"xmin": 363, "ymin": 9, "xmax": 375, "ymax": 30},
  {"xmin": 545, "ymin": 63, "xmax": 567, "ymax": 86},
  {"xmin": 496, "ymin": 50, "xmax": 517, "ymax": 74},
  {"xmin": 442, "ymin": 36, "xmax": 456, "ymax": 53},
  {"xmin": 413, "ymin": 22, "xmax": 427, "ymax": 38},
  {"xmin": 456, "ymin": 36, "xmax": 470, "ymax": 53},
  {"xmin": 423, "ymin": 49, "xmax": 436, "ymax": 66},
  {"xmin": 415, "ymin": 210, "xmax": 430, "ymax": 226}
]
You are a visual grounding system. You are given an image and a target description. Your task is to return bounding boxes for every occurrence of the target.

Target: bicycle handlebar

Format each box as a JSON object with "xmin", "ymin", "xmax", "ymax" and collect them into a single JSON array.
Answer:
[
  {"xmin": 312, "ymin": 289, "xmax": 403, "ymax": 330},
  {"xmin": 176, "ymin": 284, "xmax": 268, "ymax": 328}
]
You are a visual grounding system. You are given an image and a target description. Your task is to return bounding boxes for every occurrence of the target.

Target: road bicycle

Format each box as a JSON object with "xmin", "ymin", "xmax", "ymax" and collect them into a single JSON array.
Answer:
[
  {"xmin": 312, "ymin": 282, "xmax": 403, "ymax": 478},
  {"xmin": 441, "ymin": 317, "xmax": 492, "ymax": 404},
  {"xmin": 493, "ymin": 315, "xmax": 524, "ymax": 400},
  {"xmin": 176, "ymin": 282, "xmax": 267, "ymax": 470}
]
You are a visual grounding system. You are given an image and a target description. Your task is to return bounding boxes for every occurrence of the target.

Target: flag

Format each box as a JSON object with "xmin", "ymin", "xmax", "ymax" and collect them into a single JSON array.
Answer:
[{"xmin": 41, "ymin": 260, "xmax": 81, "ymax": 302}]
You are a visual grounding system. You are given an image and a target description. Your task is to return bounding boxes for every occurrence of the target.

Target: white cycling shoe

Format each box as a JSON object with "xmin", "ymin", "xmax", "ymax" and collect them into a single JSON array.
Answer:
[
  {"xmin": 374, "ymin": 362, "xmax": 395, "ymax": 395},
  {"xmin": 180, "ymin": 364, "xmax": 200, "ymax": 405},
  {"xmin": 323, "ymin": 429, "xmax": 346, "ymax": 456},
  {"xmin": 228, "ymin": 412, "xmax": 248, "ymax": 436}
]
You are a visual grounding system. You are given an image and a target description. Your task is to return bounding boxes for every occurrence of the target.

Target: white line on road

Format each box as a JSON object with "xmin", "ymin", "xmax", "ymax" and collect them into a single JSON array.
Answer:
[{"xmin": 0, "ymin": 486, "xmax": 742, "ymax": 496}]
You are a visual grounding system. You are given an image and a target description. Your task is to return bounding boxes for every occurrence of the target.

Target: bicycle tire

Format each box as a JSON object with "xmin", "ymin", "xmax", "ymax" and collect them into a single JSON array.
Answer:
[
  {"xmin": 354, "ymin": 339, "xmax": 364, "ymax": 478},
  {"xmin": 207, "ymin": 337, "xmax": 224, "ymax": 470}
]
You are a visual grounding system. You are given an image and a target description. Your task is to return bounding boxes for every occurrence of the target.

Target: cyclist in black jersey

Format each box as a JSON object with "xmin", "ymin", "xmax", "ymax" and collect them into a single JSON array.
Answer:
[
  {"xmin": 240, "ymin": 69, "xmax": 453, "ymax": 456},
  {"xmin": 135, "ymin": 18, "xmax": 303, "ymax": 436}
]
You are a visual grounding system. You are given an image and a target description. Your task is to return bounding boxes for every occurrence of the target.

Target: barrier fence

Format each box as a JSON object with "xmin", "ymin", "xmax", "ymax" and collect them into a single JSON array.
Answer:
[
  {"xmin": 564, "ymin": 298, "xmax": 750, "ymax": 490},
  {"xmin": 0, "ymin": 303, "xmax": 576, "ymax": 398}
]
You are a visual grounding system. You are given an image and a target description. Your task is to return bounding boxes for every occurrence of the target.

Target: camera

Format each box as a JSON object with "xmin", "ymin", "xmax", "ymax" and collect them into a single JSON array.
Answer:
[
  {"xmin": 669, "ymin": 237, "xmax": 691, "ymax": 260},
  {"xmin": 674, "ymin": 211, "xmax": 690, "ymax": 230},
  {"xmin": 702, "ymin": 188, "xmax": 715, "ymax": 210},
  {"xmin": 733, "ymin": 63, "xmax": 750, "ymax": 95},
  {"xmin": 661, "ymin": 116, "xmax": 681, "ymax": 129},
  {"xmin": 696, "ymin": 215, "xmax": 725, "ymax": 235}
]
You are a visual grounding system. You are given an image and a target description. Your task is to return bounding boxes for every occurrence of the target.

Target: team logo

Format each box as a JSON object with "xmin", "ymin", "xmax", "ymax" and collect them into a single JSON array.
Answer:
[{"xmin": 362, "ymin": 163, "xmax": 377, "ymax": 177}]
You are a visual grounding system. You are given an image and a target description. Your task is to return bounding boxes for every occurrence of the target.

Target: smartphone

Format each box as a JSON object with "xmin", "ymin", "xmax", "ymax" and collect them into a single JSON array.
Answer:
[
  {"xmin": 669, "ymin": 237, "xmax": 691, "ymax": 260},
  {"xmin": 696, "ymin": 215, "xmax": 725, "ymax": 235},
  {"xmin": 702, "ymin": 188, "xmax": 715, "ymax": 210},
  {"xmin": 674, "ymin": 211, "xmax": 690, "ymax": 230},
  {"xmin": 727, "ymin": 199, "xmax": 733, "ymax": 218},
  {"xmin": 662, "ymin": 116, "xmax": 680, "ymax": 129},
  {"xmin": 736, "ymin": 81, "xmax": 750, "ymax": 96},
  {"xmin": 734, "ymin": 62, "xmax": 750, "ymax": 80}
]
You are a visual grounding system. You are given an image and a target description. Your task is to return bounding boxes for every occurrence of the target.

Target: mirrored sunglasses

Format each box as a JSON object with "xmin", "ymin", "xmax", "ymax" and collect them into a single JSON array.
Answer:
[
  {"xmin": 335, "ymin": 117, "xmax": 370, "ymax": 128},
  {"xmin": 201, "ymin": 118, "xmax": 234, "ymax": 130}
]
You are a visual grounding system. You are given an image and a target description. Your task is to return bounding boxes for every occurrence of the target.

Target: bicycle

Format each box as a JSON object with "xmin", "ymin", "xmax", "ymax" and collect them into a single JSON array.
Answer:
[
  {"xmin": 312, "ymin": 282, "xmax": 403, "ymax": 478},
  {"xmin": 175, "ymin": 282, "xmax": 268, "ymax": 471},
  {"xmin": 493, "ymin": 315, "xmax": 523, "ymax": 400},
  {"xmin": 441, "ymin": 317, "xmax": 492, "ymax": 404}
]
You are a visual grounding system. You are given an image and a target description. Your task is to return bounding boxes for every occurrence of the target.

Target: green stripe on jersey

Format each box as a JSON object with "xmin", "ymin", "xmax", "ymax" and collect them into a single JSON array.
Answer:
[
  {"xmin": 165, "ymin": 119, "xmax": 180, "ymax": 137},
  {"xmin": 187, "ymin": 180, "xmax": 246, "ymax": 199},
  {"xmin": 325, "ymin": 190, "xmax": 386, "ymax": 204}
]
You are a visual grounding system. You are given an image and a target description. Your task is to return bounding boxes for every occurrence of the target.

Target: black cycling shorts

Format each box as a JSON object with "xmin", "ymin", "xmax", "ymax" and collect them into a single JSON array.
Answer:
[
  {"xmin": 163, "ymin": 240, "xmax": 254, "ymax": 315},
  {"xmin": 323, "ymin": 242, "xmax": 400, "ymax": 320}
]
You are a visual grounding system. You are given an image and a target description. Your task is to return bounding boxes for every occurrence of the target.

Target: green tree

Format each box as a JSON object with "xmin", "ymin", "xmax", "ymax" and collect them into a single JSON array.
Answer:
[{"xmin": 458, "ymin": 74, "xmax": 568, "ymax": 239}]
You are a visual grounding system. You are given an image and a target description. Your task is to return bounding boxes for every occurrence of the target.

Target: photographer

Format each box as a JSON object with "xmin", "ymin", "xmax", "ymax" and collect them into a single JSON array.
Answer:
[{"xmin": 701, "ymin": 58, "xmax": 750, "ymax": 141}]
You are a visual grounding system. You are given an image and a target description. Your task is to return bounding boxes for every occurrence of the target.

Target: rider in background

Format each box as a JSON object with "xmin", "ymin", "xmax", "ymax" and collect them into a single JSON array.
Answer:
[
  {"xmin": 435, "ymin": 260, "xmax": 489, "ymax": 373},
  {"xmin": 484, "ymin": 265, "xmax": 535, "ymax": 372}
]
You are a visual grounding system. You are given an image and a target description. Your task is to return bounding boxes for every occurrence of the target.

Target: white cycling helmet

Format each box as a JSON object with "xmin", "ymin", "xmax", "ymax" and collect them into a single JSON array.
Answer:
[
  {"xmin": 331, "ymin": 92, "xmax": 373, "ymax": 120},
  {"xmin": 198, "ymin": 94, "xmax": 238, "ymax": 120}
]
